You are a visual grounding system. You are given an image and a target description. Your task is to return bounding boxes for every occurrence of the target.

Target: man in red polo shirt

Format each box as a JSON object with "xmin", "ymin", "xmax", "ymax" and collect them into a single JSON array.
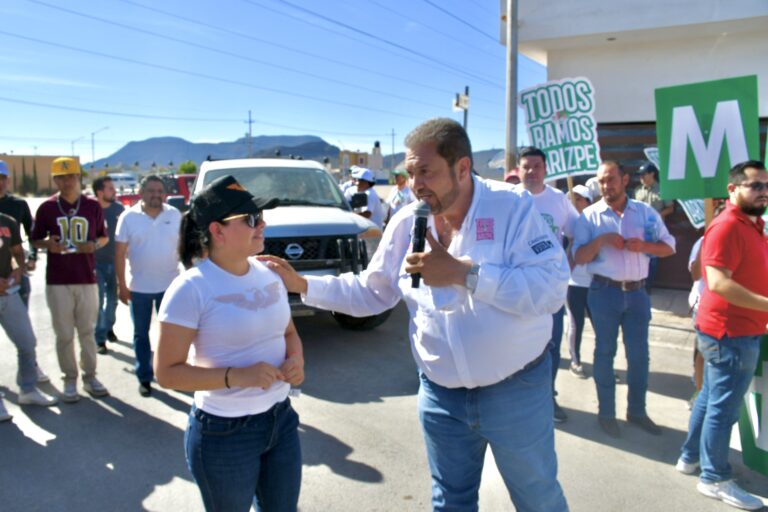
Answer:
[{"xmin": 677, "ymin": 160, "xmax": 768, "ymax": 511}]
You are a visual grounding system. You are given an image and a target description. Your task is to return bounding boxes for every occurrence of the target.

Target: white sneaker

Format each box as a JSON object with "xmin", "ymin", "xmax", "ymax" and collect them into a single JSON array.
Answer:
[
  {"xmin": 697, "ymin": 480, "xmax": 764, "ymax": 510},
  {"xmin": 83, "ymin": 378, "xmax": 109, "ymax": 398},
  {"xmin": 0, "ymin": 394, "xmax": 12, "ymax": 422},
  {"xmin": 18, "ymin": 388, "xmax": 58, "ymax": 407},
  {"xmin": 36, "ymin": 366, "xmax": 50, "ymax": 383},
  {"xmin": 61, "ymin": 381, "xmax": 80, "ymax": 403},
  {"xmin": 675, "ymin": 458, "xmax": 700, "ymax": 475}
]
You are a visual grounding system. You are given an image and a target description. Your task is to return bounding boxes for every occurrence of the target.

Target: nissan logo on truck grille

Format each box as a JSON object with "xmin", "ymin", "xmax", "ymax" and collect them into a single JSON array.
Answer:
[{"xmin": 284, "ymin": 243, "xmax": 305, "ymax": 260}]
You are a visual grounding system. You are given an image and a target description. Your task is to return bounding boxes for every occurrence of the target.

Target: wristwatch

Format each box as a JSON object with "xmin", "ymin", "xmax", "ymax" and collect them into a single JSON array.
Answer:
[{"xmin": 464, "ymin": 263, "xmax": 480, "ymax": 293}]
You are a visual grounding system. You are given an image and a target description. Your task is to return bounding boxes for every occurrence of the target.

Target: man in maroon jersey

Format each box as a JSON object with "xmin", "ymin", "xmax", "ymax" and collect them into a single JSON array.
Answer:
[{"xmin": 31, "ymin": 157, "xmax": 110, "ymax": 403}]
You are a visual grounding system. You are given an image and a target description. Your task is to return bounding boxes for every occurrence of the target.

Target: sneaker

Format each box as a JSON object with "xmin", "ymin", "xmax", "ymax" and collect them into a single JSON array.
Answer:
[
  {"xmin": 570, "ymin": 363, "xmax": 587, "ymax": 379},
  {"xmin": 97, "ymin": 344, "xmax": 108, "ymax": 355},
  {"xmin": 675, "ymin": 458, "xmax": 700, "ymax": 475},
  {"xmin": 553, "ymin": 399, "xmax": 568, "ymax": 423},
  {"xmin": 697, "ymin": 480, "xmax": 764, "ymax": 510},
  {"xmin": 0, "ymin": 393, "xmax": 12, "ymax": 422},
  {"xmin": 83, "ymin": 378, "xmax": 109, "ymax": 398},
  {"xmin": 18, "ymin": 389, "xmax": 58, "ymax": 407},
  {"xmin": 36, "ymin": 367, "xmax": 50, "ymax": 383},
  {"xmin": 139, "ymin": 381, "xmax": 152, "ymax": 397},
  {"xmin": 627, "ymin": 414, "xmax": 663, "ymax": 436},
  {"xmin": 107, "ymin": 329, "xmax": 118, "ymax": 342},
  {"xmin": 61, "ymin": 382, "xmax": 80, "ymax": 403},
  {"xmin": 598, "ymin": 417, "xmax": 620, "ymax": 438}
]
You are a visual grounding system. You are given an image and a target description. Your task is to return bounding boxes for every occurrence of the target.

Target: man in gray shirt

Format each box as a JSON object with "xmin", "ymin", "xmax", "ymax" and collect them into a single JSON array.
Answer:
[{"xmin": 93, "ymin": 176, "xmax": 124, "ymax": 354}]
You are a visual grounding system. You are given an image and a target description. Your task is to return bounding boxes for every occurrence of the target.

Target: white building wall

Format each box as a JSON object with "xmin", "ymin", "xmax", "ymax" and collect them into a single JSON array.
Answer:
[
  {"xmin": 547, "ymin": 30, "xmax": 768, "ymax": 122},
  {"xmin": 505, "ymin": 0, "xmax": 768, "ymax": 122}
]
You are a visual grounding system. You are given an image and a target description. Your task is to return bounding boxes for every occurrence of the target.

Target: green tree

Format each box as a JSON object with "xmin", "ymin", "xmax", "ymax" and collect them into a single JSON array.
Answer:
[
  {"xmin": 32, "ymin": 159, "xmax": 39, "ymax": 193},
  {"xmin": 19, "ymin": 158, "xmax": 28, "ymax": 195},
  {"xmin": 178, "ymin": 160, "xmax": 197, "ymax": 174}
]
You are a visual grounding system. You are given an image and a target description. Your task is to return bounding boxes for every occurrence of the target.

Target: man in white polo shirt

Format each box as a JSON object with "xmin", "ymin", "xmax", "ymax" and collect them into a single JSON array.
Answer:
[
  {"xmin": 515, "ymin": 146, "xmax": 579, "ymax": 424},
  {"xmin": 115, "ymin": 175, "xmax": 181, "ymax": 397}
]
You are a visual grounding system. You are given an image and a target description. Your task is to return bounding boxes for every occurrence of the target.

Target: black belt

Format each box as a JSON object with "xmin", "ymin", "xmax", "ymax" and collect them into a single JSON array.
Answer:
[
  {"xmin": 593, "ymin": 274, "xmax": 646, "ymax": 292},
  {"xmin": 510, "ymin": 347, "xmax": 548, "ymax": 379}
]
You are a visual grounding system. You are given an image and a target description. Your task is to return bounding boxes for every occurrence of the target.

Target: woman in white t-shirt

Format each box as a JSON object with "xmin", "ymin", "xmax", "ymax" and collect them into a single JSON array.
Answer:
[{"xmin": 156, "ymin": 175, "xmax": 305, "ymax": 512}]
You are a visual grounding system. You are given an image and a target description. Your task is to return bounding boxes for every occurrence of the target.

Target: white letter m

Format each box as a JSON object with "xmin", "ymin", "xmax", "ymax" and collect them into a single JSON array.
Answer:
[{"xmin": 668, "ymin": 100, "xmax": 749, "ymax": 180}]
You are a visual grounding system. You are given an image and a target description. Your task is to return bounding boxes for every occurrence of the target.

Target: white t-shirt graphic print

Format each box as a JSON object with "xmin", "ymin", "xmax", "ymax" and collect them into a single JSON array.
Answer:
[{"xmin": 159, "ymin": 258, "xmax": 291, "ymax": 417}]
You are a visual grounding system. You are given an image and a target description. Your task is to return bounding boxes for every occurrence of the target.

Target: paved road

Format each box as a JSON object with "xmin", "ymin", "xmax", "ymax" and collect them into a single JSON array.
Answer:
[{"xmin": 2, "ymin": 251, "xmax": 768, "ymax": 511}]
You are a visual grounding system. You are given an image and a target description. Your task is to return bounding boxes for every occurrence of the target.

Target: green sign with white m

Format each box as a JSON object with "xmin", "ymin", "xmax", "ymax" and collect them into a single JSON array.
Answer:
[{"xmin": 654, "ymin": 75, "xmax": 760, "ymax": 200}]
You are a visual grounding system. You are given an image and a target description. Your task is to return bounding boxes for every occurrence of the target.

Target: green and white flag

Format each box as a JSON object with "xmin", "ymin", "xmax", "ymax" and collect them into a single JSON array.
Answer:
[
  {"xmin": 655, "ymin": 75, "xmax": 760, "ymax": 200},
  {"xmin": 644, "ymin": 147, "xmax": 705, "ymax": 229},
  {"xmin": 519, "ymin": 77, "xmax": 601, "ymax": 181},
  {"xmin": 739, "ymin": 336, "xmax": 768, "ymax": 477}
]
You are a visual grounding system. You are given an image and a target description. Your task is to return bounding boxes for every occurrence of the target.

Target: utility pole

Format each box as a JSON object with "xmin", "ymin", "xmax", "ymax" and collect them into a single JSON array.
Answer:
[
  {"xmin": 452, "ymin": 86, "xmax": 470, "ymax": 130},
  {"xmin": 245, "ymin": 110, "xmax": 254, "ymax": 157},
  {"xmin": 91, "ymin": 126, "xmax": 109, "ymax": 165},
  {"xmin": 391, "ymin": 129, "xmax": 395, "ymax": 170},
  {"xmin": 504, "ymin": 0, "xmax": 519, "ymax": 173},
  {"xmin": 70, "ymin": 136, "xmax": 84, "ymax": 157}
]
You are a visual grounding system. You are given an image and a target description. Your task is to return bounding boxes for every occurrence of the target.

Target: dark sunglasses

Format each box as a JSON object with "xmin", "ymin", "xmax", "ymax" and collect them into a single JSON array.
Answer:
[
  {"xmin": 220, "ymin": 212, "xmax": 261, "ymax": 227},
  {"xmin": 739, "ymin": 181, "xmax": 768, "ymax": 192}
]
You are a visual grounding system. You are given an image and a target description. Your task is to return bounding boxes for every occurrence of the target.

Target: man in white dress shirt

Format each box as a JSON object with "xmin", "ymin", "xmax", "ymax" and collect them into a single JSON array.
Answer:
[
  {"xmin": 263, "ymin": 118, "xmax": 570, "ymax": 511},
  {"xmin": 574, "ymin": 161, "xmax": 675, "ymax": 438}
]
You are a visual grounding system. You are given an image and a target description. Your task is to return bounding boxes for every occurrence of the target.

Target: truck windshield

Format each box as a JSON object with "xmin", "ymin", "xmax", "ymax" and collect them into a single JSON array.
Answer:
[{"xmin": 203, "ymin": 167, "xmax": 347, "ymax": 209}]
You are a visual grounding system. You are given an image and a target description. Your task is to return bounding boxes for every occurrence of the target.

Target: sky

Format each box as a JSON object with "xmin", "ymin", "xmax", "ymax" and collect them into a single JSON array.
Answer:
[{"xmin": 0, "ymin": 0, "xmax": 545, "ymax": 164}]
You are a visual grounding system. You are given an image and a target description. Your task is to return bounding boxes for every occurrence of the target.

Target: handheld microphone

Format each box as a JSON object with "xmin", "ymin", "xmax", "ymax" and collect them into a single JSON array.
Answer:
[{"xmin": 411, "ymin": 200, "xmax": 431, "ymax": 288}]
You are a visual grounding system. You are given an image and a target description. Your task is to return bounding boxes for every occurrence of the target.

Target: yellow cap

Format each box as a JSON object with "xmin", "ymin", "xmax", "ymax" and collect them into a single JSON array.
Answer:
[{"xmin": 51, "ymin": 157, "xmax": 81, "ymax": 177}]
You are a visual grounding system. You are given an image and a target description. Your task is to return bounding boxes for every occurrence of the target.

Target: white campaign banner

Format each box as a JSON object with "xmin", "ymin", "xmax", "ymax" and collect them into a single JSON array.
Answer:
[{"xmin": 519, "ymin": 77, "xmax": 601, "ymax": 181}]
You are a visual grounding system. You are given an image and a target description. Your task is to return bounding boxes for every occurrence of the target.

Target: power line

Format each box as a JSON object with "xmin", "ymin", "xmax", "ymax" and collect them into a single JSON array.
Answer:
[
  {"xmin": 27, "ymin": 0, "xmax": 453, "ymax": 112},
  {"xmin": 0, "ymin": 29, "xmax": 431, "ymax": 121},
  {"xmin": 365, "ymin": 0, "xmax": 502, "ymax": 56},
  {"xmin": 0, "ymin": 96, "xmax": 394, "ymax": 137},
  {"xmin": 110, "ymin": 0, "xmax": 502, "ymax": 106},
  {"xmin": 420, "ymin": 0, "xmax": 499, "ymax": 44},
  {"xmin": 248, "ymin": 0, "xmax": 504, "ymax": 89}
]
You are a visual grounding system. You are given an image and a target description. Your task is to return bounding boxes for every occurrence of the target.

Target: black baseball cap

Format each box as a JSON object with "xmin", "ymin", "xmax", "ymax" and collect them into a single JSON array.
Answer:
[
  {"xmin": 190, "ymin": 175, "xmax": 278, "ymax": 226},
  {"xmin": 639, "ymin": 162, "xmax": 658, "ymax": 174}
]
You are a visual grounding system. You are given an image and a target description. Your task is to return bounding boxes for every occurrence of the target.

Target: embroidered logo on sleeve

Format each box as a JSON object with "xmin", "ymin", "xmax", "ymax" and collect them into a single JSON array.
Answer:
[
  {"xmin": 476, "ymin": 218, "xmax": 494, "ymax": 241},
  {"xmin": 529, "ymin": 235, "xmax": 554, "ymax": 254}
]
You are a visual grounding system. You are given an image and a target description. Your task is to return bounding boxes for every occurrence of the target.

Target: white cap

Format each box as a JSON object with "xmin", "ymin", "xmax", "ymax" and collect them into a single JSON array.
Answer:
[
  {"xmin": 572, "ymin": 184, "xmax": 592, "ymax": 202},
  {"xmin": 352, "ymin": 167, "xmax": 375, "ymax": 183}
]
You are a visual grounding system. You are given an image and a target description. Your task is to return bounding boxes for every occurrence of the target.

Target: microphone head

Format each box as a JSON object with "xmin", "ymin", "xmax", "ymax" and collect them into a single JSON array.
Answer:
[{"xmin": 414, "ymin": 200, "xmax": 431, "ymax": 218}]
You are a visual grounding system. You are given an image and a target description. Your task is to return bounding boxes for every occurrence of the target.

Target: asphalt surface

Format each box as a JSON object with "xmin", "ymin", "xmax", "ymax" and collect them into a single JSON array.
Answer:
[{"xmin": 2, "ymin": 218, "xmax": 768, "ymax": 510}]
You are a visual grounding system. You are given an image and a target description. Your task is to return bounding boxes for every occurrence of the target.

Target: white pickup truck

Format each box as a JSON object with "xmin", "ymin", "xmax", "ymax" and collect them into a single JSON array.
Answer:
[{"xmin": 194, "ymin": 158, "xmax": 392, "ymax": 330}]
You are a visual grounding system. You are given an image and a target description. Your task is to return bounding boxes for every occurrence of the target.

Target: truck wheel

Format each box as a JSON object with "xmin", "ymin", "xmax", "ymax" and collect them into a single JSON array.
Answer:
[{"xmin": 331, "ymin": 309, "xmax": 392, "ymax": 331}]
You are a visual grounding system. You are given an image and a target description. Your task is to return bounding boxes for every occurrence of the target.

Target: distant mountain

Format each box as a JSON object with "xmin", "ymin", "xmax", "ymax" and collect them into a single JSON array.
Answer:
[
  {"xmin": 89, "ymin": 135, "xmax": 328, "ymax": 169},
  {"xmin": 89, "ymin": 135, "xmax": 503, "ymax": 180}
]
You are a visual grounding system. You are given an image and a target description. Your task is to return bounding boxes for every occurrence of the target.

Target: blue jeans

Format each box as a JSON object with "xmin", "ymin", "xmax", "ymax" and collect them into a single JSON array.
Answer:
[
  {"xmin": 566, "ymin": 286, "xmax": 591, "ymax": 366},
  {"xmin": 185, "ymin": 400, "xmax": 302, "ymax": 512},
  {"xmin": 587, "ymin": 281, "xmax": 651, "ymax": 418},
  {"xmin": 549, "ymin": 306, "xmax": 565, "ymax": 391},
  {"xmin": 130, "ymin": 291, "xmax": 164, "ymax": 383},
  {"xmin": 19, "ymin": 273, "xmax": 31, "ymax": 308},
  {"xmin": 418, "ymin": 353, "xmax": 568, "ymax": 512},
  {"xmin": 95, "ymin": 262, "xmax": 118, "ymax": 346},
  {"xmin": 680, "ymin": 331, "xmax": 761, "ymax": 483},
  {"xmin": 0, "ymin": 293, "xmax": 38, "ymax": 392}
]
